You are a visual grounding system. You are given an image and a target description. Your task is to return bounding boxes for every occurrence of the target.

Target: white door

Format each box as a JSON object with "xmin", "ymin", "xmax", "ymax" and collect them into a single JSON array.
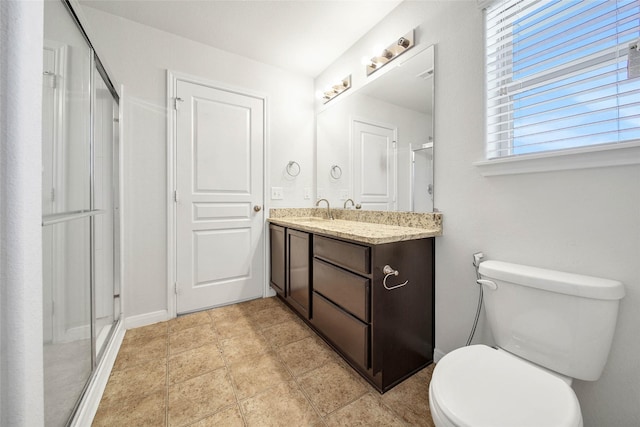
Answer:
[
  {"xmin": 175, "ymin": 80, "xmax": 264, "ymax": 314},
  {"xmin": 352, "ymin": 119, "xmax": 397, "ymax": 211}
]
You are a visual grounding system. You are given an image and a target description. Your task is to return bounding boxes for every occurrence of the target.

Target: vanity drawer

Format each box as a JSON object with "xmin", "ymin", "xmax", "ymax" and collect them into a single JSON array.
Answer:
[
  {"xmin": 312, "ymin": 293, "xmax": 369, "ymax": 370},
  {"xmin": 313, "ymin": 258, "xmax": 369, "ymax": 322},
  {"xmin": 313, "ymin": 235, "xmax": 370, "ymax": 275}
]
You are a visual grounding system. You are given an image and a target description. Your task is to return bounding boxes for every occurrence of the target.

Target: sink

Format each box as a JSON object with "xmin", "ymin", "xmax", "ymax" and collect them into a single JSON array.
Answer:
[{"xmin": 290, "ymin": 216, "xmax": 330, "ymax": 222}]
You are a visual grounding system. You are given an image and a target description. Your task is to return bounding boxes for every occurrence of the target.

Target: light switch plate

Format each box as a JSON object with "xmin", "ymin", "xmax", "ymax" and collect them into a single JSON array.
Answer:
[
  {"xmin": 304, "ymin": 187, "xmax": 311, "ymax": 200},
  {"xmin": 340, "ymin": 189, "xmax": 349, "ymax": 200},
  {"xmin": 271, "ymin": 187, "xmax": 284, "ymax": 200}
]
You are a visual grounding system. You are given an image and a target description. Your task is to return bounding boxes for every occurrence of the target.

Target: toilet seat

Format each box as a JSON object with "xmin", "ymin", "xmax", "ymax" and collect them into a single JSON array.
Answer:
[{"xmin": 429, "ymin": 345, "xmax": 583, "ymax": 427}]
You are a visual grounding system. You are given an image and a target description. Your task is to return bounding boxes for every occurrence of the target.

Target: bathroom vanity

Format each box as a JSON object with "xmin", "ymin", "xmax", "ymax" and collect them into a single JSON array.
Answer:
[{"xmin": 268, "ymin": 209, "xmax": 441, "ymax": 392}]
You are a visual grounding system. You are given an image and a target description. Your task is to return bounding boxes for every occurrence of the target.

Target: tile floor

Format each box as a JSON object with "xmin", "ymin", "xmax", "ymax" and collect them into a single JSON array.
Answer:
[{"xmin": 93, "ymin": 297, "xmax": 435, "ymax": 426}]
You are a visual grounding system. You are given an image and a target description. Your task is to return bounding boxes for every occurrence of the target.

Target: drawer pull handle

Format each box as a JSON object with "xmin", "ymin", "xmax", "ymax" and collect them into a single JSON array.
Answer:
[{"xmin": 382, "ymin": 265, "xmax": 409, "ymax": 290}]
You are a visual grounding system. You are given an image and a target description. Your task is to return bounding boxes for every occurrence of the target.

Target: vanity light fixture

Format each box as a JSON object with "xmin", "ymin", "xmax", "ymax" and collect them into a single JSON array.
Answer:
[
  {"xmin": 363, "ymin": 30, "xmax": 415, "ymax": 76},
  {"xmin": 319, "ymin": 75, "xmax": 352, "ymax": 103}
]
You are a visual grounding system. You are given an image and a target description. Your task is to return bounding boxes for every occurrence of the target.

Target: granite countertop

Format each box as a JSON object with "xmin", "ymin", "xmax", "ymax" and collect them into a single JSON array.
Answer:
[{"xmin": 268, "ymin": 209, "xmax": 442, "ymax": 245}]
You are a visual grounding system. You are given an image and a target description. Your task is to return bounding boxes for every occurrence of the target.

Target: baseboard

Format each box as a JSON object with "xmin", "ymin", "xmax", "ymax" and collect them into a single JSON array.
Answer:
[
  {"xmin": 70, "ymin": 320, "xmax": 125, "ymax": 426},
  {"xmin": 60, "ymin": 323, "xmax": 91, "ymax": 343},
  {"xmin": 433, "ymin": 347, "xmax": 446, "ymax": 363},
  {"xmin": 124, "ymin": 309, "xmax": 171, "ymax": 330}
]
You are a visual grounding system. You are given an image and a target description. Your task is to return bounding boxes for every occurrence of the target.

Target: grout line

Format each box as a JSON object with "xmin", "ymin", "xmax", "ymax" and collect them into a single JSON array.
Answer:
[
  {"xmin": 180, "ymin": 403, "xmax": 239, "ymax": 427},
  {"xmin": 223, "ymin": 316, "xmax": 256, "ymax": 426},
  {"xmin": 171, "ymin": 310, "xmax": 247, "ymax": 426},
  {"xmin": 268, "ymin": 327, "xmax": 327, "ymax": 425},
  {"xmin": 270, "ymin": 306, "xmax": 396, "ymax": 425}
]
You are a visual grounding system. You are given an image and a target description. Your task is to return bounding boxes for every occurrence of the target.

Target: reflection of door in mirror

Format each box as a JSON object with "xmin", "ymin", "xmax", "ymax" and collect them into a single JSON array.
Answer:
[
  {"xmin": 411, "ymin": 144, "xmax": 434, "ymax": 213},
  {"xmin": 316, "ymin": 45, "xmax": 435, "ymax": 212},
  {"xmin": 353, "ymin": 118, "xmax": 397, "ymax": 211}
]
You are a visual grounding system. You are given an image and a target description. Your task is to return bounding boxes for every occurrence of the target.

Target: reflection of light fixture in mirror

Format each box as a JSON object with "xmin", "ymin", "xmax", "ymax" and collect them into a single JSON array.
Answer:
[
  {"xmin": 319, "ymin": 75, "xmax": 352, "ymax": 103},
  {"xmin": 364, "ymin": 30, "xmax": 415, "ymax": 76}
]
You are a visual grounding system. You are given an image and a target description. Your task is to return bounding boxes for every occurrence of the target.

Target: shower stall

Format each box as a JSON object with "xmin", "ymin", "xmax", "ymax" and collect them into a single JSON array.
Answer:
[{"xmin": 42, "ymin": 1, "xmax": 121, "ymax": 425}]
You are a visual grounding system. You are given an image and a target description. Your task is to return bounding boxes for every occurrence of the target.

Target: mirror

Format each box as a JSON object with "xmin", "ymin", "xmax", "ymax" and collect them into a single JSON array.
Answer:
[{"xmin": 316, "ymin": 44, "xmax": 434, "ymax": 212}]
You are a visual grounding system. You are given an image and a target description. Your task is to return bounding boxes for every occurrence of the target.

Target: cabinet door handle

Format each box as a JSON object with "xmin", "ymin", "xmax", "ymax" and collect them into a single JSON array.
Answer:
[{"xmin": 254, "ymin": 205, "xmax": 262, "ymax": 212}]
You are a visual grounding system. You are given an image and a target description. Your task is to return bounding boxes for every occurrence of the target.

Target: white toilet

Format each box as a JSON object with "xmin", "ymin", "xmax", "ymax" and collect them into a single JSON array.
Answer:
[{"xmin": 429, "ymin": 260, "xmax": 625, "ymax": 427}]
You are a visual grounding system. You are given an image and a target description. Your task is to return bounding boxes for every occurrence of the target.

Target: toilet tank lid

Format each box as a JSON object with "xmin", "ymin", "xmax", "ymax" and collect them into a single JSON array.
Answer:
[{"xmin": 478, "ymin": 260, "xmax": 625, "ymax": 300}]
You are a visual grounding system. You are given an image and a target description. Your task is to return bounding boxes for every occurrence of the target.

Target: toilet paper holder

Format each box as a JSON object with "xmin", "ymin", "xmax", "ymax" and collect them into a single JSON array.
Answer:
[{"xmin": 383, "ymin": 265, "xmax": 409, "ymax": 290}]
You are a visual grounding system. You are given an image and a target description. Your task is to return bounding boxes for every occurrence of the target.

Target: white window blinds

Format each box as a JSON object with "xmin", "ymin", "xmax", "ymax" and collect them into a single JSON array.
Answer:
[{"xmin": 486, "ymin": 0, "xmax": 640, "ymax": 159}]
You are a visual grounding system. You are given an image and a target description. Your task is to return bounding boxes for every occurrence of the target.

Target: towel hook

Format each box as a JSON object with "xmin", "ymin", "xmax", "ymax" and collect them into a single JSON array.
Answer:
[
  {"xmin": 330, "ymin": 164, "xmax": 342, "ymax": 179},
  {"xmin": 286, "ymin": 161, "xmax": 301, "ymax": 177},
  {"xmin": 382, "ymin": 265, "xmax": 409, "ymax": 290}
]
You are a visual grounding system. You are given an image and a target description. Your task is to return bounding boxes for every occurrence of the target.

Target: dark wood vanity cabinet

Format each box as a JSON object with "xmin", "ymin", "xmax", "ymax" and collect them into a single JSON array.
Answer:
[
  {"xmin": 270, "ymin": 224, "xmax": 434, "ymax": 393},
  {"xmin": 311, "ymin": 237, "xmax": 371, "ymax": 370},
  {"xmin": 269, "ymin": 224, "xmax": 312, "ymax": 318},
  {"xmin": 269, "ymin": 224, "xmax": 286, "ymax": 296},
  {"xmin": 367, "ymin": 237, "xmax": 435, "ymax": 389},
  {"xmin": 285, "ymin": 229, "xmax": 311, "ymax": 318}
]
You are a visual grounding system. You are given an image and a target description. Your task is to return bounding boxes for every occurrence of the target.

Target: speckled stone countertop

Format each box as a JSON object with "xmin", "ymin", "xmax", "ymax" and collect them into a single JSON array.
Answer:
[{"xmin": 268, "ymin": 208, "xmax": 442, "ymax": 245}]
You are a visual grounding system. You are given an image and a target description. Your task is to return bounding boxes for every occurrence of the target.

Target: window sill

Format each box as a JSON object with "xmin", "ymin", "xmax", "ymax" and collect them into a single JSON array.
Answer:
[{"xmin": 473, "ymin": 141, "xmax": 640, "ymax": 177}]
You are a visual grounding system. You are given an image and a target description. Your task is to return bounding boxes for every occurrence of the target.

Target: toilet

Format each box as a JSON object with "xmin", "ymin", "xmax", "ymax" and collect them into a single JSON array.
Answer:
[{"xmin": 429, "ymin": 260, "xmax": 625, "ymax": 427}]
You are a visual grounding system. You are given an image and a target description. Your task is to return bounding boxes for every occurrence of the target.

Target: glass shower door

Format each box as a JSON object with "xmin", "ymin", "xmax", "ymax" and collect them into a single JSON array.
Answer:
[
  {"xmin": 93, "ymin": 66, "xmax": 120, "ymax": 361},
  {"xmin": 42, "ymin": 1, "xmax": 121, "ymax": 425},
  {"xmin": 42, "ymin": 218, "xmax": 93, "ymax": 427},
  {"xmin": 42, "ymin": 2, "xmax": 93, "ymax": 424}
]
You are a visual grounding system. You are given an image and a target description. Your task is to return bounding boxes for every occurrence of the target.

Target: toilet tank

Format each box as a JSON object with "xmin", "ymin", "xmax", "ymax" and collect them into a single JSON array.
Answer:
[{"xmin": 478, "ymin": 260, "xmax": 624, "ymax": 381}]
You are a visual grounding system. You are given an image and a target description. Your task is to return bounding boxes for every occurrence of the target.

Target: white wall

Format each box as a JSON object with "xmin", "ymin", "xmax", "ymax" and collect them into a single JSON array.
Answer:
[
  {"xmin": 316, "ymin": 1, "xmax": 640, "ymax": 426},
  {"xmin": 0, "ymin": 0, "xmax": 45, "ymax": 424},
  {"xmin": 79, "ymin": 7, "xmax": 316, "ymax": 319}
]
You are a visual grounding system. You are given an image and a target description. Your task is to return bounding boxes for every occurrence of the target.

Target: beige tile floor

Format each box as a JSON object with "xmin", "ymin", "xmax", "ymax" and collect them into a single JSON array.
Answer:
[{"xmin": 93, "ymin": 297, "xmax": 435, "ymax": 426}]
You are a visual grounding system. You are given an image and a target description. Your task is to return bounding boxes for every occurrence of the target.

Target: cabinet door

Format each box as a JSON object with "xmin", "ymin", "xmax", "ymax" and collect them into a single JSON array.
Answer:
[
  {"xmin": 286, "ymin": 229, "xmax": 311, "ymax": 318},
  {"xmin": 269, "ymin": 224, "xmax": 286, "ymax": 296}
]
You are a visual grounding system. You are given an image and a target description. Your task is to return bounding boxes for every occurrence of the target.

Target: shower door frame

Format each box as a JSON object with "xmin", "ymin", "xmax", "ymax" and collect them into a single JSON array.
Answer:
[{"xmin": 41, "ymin": 1, "xmax": 124, "ymax": 425}]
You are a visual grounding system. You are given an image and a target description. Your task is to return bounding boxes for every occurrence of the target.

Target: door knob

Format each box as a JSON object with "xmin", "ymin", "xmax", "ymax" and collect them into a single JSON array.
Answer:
[{"xmin": 254, "ymin": 205, "xmax": 262, "ymax": 212}]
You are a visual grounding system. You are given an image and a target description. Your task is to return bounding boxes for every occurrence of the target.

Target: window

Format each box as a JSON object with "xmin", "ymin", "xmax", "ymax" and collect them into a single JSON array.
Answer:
[{"xmin": 485, "ymin": 0, "xmax": 640, "ymax": 159}]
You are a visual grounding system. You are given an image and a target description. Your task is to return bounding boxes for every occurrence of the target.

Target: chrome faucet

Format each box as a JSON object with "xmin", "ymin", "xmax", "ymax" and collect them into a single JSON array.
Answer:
[
  {"xmin": 316, "ymin": 198, "xmax": 334, "ymax": 220},
  {"xmin": 343, "ymin": 198, "xmax": 355, "ymax": 209}
]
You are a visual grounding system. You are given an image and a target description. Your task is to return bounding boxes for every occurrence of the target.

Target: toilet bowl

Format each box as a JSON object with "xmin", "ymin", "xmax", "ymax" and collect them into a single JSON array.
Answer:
[{"xmin": 429, "ymin": 345, "xmax": 582, "ymax": 427}]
